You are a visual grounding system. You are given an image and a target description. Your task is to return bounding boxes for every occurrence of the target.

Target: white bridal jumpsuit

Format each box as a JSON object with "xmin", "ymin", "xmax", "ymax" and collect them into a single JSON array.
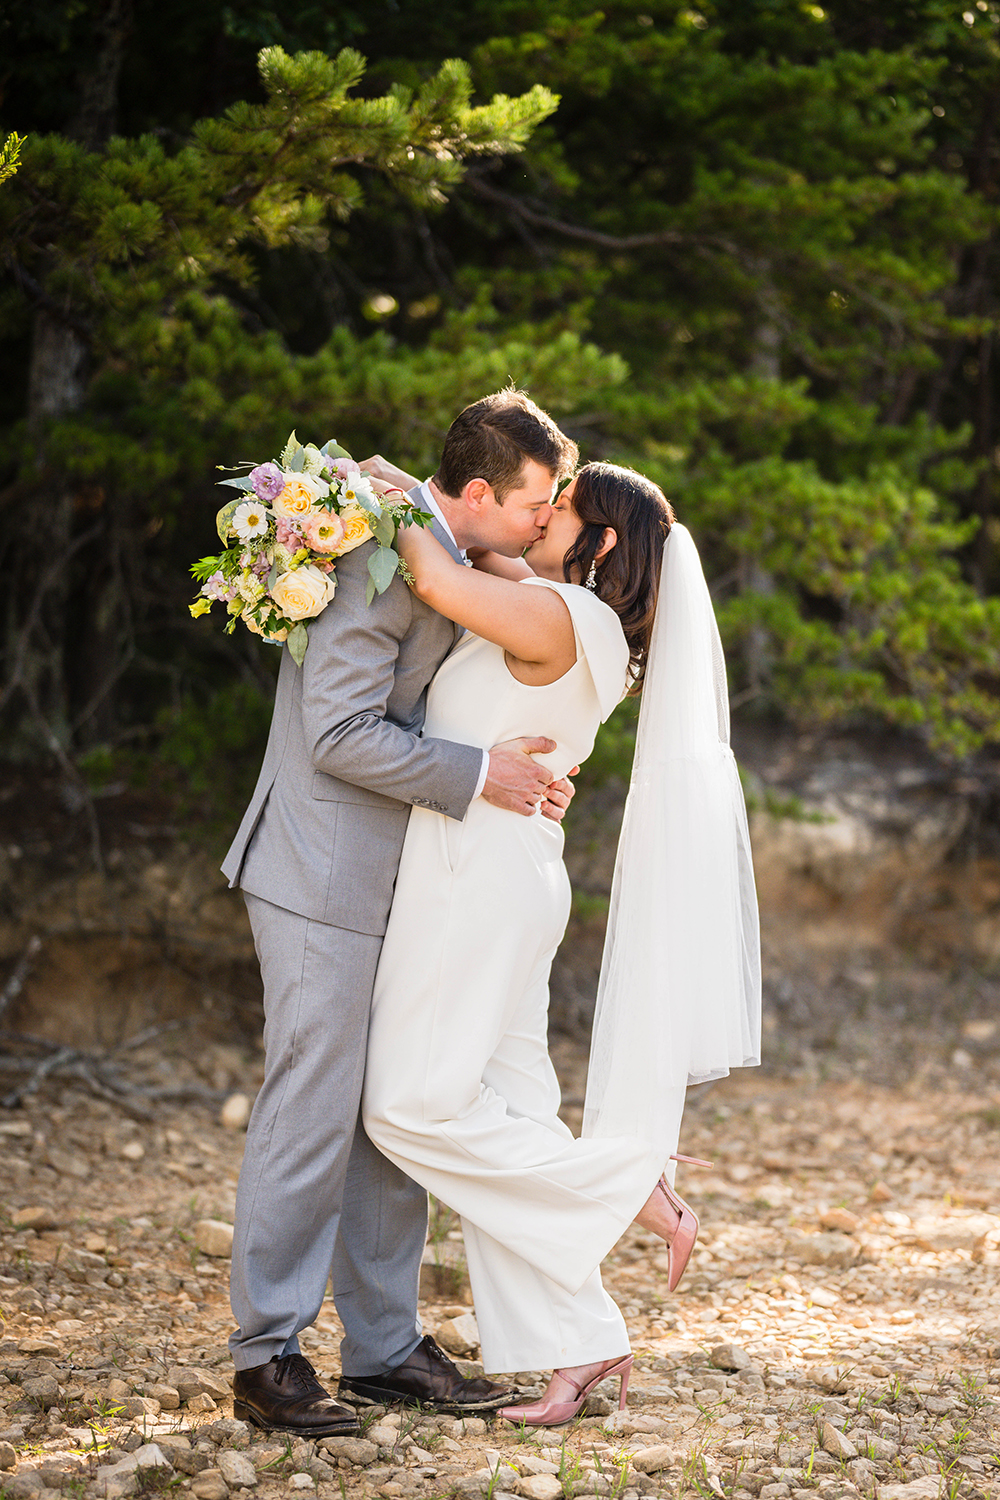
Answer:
[{"xmin": 363, "ymin": 580, "xmax": 686, "ymax": 1374}]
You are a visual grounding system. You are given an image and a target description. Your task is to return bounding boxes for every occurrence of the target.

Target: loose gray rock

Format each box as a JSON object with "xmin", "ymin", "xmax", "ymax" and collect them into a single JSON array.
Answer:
[
  {"xmin": 144, "ymin": 1382, "xmax": 180, "ymax": 1410},
  {"xmin": 1, "ymin": 1471, "xmax": 48, "ymax": 1500},
  {"xmin": 217, "ymin": 1451, "xmax": 257, "ymax": 1488},
  {"xmin": 630, "ymin": 1445, "xmax": 678, "ymax": 1474},
  {"xmin": 436, "ymin": 1312, "xmax": 480, "ymax": 1356},
  {"xmin": 0, "ymin": 1441, "xmax": 16, "ymax": 1470},
  {"xmin": 167, "ymin": 1366, "xmax": 232, "ymax": 1403},
  {"xmin": 10, "ymin": 1207, "xmax": 61, "ymax": 1231},
  {"xmin": 21, "ymin": 1374, "xmax": 60, "ymax": 1408},
  {"xmin": 785, "ymin": 1232, "xmax": 859, "ymax": 1268},
  {"xmin": 516, "ymin": 1476, "xmax": 563, "ymax": 1500},
  {"xmin": 821, "ymin": 1422, "xmax": 857, "ymax": 1459},
  {"xmin": 710, "ymin": 1343, "xmax": 752, "ymax": 1371},
  {"xmin": 317, "ymin": 1437, "xmax": 378, "ymax": 1466},
  {"xmin": 191, "ymin": 1470, "xmax": 229, "ymax": 1500},
  {"xmin": 193, "ymin": 1220, "xmax": 235, "ymax": 1259}
]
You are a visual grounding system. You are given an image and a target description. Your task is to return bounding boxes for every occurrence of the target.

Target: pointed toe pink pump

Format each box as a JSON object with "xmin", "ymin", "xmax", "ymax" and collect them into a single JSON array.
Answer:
[
  {"xmin": 646, "ymin": 1153, "xmax": 713, "ymax": 1293},
  {"xmin": 498, "ymin": 1354, "xmax": 634, "ymax": 1428}
]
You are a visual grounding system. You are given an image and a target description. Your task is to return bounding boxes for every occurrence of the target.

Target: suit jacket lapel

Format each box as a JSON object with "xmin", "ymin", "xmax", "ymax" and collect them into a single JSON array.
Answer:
[{"xmin": 407, "ymin": 483, "xmax": 466, "ymax": 645}]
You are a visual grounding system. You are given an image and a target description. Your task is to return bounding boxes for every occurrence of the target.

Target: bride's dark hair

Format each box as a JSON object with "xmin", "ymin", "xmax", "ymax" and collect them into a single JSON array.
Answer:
[{"xmin": 562, "ymin": 462, "xmax": 675, "ymax": 694}]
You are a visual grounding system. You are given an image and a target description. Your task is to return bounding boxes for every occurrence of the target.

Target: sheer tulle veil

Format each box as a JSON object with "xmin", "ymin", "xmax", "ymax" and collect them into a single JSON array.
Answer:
[{"xmin": 581, "ymin": 523, "xmax": 761, "ymax": 1149}]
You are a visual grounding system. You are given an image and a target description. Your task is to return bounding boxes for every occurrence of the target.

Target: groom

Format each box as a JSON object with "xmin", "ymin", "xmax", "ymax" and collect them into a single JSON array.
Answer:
[{"xmin": 221, "ymin": 389, "xmax": 579, "ymax": 1435}]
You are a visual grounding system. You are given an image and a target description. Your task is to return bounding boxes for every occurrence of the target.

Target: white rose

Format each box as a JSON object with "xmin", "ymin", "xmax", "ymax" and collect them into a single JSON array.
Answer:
[{"xmin": 270, "ymin": 563, "xmax": 338, "ymax": 621}]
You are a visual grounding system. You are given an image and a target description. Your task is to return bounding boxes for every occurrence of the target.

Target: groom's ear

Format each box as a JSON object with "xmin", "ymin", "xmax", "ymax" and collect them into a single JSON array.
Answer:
[{"xmin": 461, "ymin": 477, "xmax": 495, "ymax": 512}]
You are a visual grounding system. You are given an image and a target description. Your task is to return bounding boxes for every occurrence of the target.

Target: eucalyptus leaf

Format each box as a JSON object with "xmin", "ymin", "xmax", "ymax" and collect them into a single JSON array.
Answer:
[
  {"xmin": 372, "ymin": 510, "xmax": 396, "ymax": 546},
  {"xmin": 321, "ymin": 439, "xmax": 353, "ymax": 460},
  {"xmin": 217, "ymin": 476, "xmax": 255, "ymax": 491},
  {"xmin": 368, "ymin": 546, "xmax": 399, "ymax": 596},
  {"xmin": 365, "ymin": 576, "xmax": 377, "ymax": 607},
  {"xmin": 216, "ymin": 496, "xmax": 242, "ymax": 543},
  {"xmin": 289, "ymin": 448, "xmax": 306, "ymax": 473},
  {"xmin": 351, "ymin": 489, "xmax": 381, "ymax": 518},
  {"xmin": 287, "ymin": 621, "xmax": 309, "ymax": 667},
  {"xmin": 267, "ymin": 561, "xmax": 279, "ymax": 593}
]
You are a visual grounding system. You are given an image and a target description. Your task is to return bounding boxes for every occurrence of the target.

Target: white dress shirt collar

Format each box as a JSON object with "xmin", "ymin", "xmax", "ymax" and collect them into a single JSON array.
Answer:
[{"xmin": 415, "ymin": 481, "xmax": 464, "ymax": 559}]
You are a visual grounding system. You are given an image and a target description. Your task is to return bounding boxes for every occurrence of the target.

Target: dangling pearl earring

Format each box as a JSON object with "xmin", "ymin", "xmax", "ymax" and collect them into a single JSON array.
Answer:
[{"xmin": 584, "ymin": 561, "xmax": 597, "ymax": 592}]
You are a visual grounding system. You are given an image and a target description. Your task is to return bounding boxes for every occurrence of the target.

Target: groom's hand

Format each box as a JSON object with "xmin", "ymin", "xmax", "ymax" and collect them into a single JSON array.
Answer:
[
  {"xmin": 540, "ymin": 768, "xmax": 579, "ymax": 824},
  {"xmin": 482, "ymin": 737, "xmax": 557, "ymax": 816}
]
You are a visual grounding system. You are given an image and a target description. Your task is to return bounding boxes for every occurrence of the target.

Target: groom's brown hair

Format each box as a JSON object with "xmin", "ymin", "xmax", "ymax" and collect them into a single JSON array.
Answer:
[{"xmin": 435, "ymin": 388, "xmax": 578, "ymax": 503}]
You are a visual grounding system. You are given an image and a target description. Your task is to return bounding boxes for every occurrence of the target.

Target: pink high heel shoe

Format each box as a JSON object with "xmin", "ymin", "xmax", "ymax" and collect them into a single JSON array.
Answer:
[
  {"xmin": 657, "ymin": 1153, "xmax": 713, "ymax": 1293},
  {"xmin": 498, "ymin": 1354, "xmax": 633, "ymax": 1428}
]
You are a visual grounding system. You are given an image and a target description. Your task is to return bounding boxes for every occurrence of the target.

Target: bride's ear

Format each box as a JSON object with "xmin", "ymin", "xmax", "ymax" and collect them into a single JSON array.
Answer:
[{"xmin": 595, "ymin": 527, "xmax": 618, "ymax": 561}]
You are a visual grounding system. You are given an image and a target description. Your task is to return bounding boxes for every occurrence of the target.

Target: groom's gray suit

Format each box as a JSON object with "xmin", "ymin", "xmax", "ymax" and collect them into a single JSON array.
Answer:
[{"xmin": 222, "ymin": 511, "xmax": 482, "ymax": 1375}]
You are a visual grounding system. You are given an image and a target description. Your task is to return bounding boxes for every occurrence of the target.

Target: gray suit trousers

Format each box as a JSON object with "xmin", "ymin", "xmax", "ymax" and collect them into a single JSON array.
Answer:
[{"xmin": 229, "ymin": 893, "xmax": 427, "ymax": 1374}]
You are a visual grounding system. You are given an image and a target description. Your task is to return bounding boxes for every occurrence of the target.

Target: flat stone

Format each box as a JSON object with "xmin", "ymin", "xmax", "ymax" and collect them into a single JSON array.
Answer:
[
  {"xmin": 710, "ymin": 1342, "xmax": 752, "ymax": 1371},
  {"xmin": 811, "ymin": 1365, "xmax": 851, "ymax": 1394},
  {"xmin": 630, "ymin": 1446, "xmax": 678, "ymax": 1474},
  {"xmin": 191, "ymin": 1469, "xmax": 229, "ymax": 1500},
  {"xmin": 287, "ymin": 1475, "xmax": 315, "ymax": 1491},
  {"xmin": 2, "ymin": 1472, "xmax": 48, "ymax": 1500},
  {"xmin": 193, "ymin": 1220, "xmax": 235, "ymax": 1259},
  {"xmin": 121, "ymin": 1141, "xmax": 145, "ymax": 1162},
  {"xmin": 0, "ymin": 1442, "xmax": 16, "ymax": 1470},
  {"xmin": 436, "ymin": 1312, "xmax": 480, "ymax": 1356},
  {"xmin": 188, "ymin": 1393, "xmax": 218, "ymax": 1414},
  {"xmin": 785, "ymin": 1232, "xmax": 860, "ymax": 1268},
  {"xmin": 911, "ymin": 1214, "xmax": 998, "ymax": 1253},
  {"xmin": 877, "ymin": 1482, "xmax": 944, "ymax": 1500},
  {"xmin": 167, "ymin": 1366, "xmax": 232, "ymax": 1403},
  {"xmin": 144, "ymin": 1383, "xmax": 180, "ymax": 1411},
  {"xmin": 819, "ymin": 1208, "xmax": 862, "ymax": 1233},
  {"xmin": 516, "ymin": 1476, "xmax": 563, "ymax": 1500},
  {"xmin": 517, "ymin": 1458, "xmax": 561, "ymax": 1476},
  {"xmin": 220, "ymin": 1094, "xmax": 252, "ymax": 1130},
  {"xmin": 217, "ymin": 1451, "xmax": 257, "ymax": 1488},
  {"xmin": 46, "ymin": 1147, "xmax": 91, "ymax": 1180},
  {"xmin": 821, "ymin": 1422, "xmax": 857, "ymax": 1460},
  {"xmin": 316, "ymin": 1438, "xmax": 378, "ymax": 1466},
  {"xmin": 22, "ymin": 1374, "xmax": 60, "ymax": 1408},
  {"xmin": 17, "ymin": 1340, "xmax": 61, "ymax": 1357},
  {"xmin": 11, "ymin": 1207, "xmax": 61, "ymax": 1231}
]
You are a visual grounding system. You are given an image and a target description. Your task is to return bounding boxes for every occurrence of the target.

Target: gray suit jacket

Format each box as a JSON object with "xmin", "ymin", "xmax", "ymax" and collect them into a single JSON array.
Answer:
[{"xmin": 221, "ymin": 514, "xmax": 482, "ymax": 936}]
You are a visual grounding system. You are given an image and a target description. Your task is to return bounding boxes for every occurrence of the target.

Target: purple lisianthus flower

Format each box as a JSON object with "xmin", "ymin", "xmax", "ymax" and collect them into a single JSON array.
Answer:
[{"xmin": 249, "ymin": 461, "xmax": 285, "ymax": 502}]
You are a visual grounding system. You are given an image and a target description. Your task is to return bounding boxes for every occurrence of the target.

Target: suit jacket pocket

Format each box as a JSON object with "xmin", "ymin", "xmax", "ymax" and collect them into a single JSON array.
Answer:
[
  {"xmin": 311, "ymin": 770, "xmax": 407, "ymax": 812},
  {"xmin": 322, "ymin": 800, "xmax": 410, "ymax": 935}
]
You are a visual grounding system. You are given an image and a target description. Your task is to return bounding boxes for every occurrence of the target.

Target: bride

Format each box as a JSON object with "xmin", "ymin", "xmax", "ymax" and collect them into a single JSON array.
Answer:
[{"xmin": 359, "ymin": 458, "xmax": 760, "ymax": 1426}]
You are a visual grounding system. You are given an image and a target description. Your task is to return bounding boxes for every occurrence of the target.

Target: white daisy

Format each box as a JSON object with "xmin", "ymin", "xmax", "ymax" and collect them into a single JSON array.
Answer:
[{"xmin": 233, "ymin": 499, "xmax": 270, "ymax": 542}]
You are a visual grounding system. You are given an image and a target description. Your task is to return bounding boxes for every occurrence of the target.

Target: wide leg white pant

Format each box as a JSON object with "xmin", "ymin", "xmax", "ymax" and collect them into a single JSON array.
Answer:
[{"xmin": 363, "ymin": 802, "xmax": 685, "ymax": 1374}]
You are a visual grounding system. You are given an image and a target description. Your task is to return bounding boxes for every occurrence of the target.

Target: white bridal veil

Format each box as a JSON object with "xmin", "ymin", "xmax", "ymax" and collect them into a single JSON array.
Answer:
[{"xmin": 582, "ymin": 523, "xmax": 762, "ymax": 1147}]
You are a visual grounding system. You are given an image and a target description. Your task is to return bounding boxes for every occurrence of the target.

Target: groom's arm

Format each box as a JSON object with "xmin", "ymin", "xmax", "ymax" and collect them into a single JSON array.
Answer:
[{"xmin": 300, "ymin": 544, "xmax": 552, "ymax": 819}]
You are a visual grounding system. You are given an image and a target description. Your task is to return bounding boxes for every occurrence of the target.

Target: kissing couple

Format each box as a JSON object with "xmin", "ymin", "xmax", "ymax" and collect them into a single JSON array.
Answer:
[{"xmin": 221, "ymin": 388, "xmax": 761, "ymax": 1433}]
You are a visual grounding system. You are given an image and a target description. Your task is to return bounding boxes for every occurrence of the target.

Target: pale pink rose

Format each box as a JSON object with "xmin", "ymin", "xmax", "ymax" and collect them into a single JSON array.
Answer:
[
  {"xmin": 303, "ymin": 511, "xmax": 347, "ymax": 553},
  {"xmin": 276, "ymin": 517, "xmax": 306, "ymax": 550}
]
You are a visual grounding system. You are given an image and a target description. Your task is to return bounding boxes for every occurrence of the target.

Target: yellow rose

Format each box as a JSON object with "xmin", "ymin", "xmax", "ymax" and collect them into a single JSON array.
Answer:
[
  {"xmin": 272, "ymin": 473, "xmax": 329, "ymax": 519},
  {"xmin": 270, "ymin": 563, "xmax": 338, "ymax": 621},
  {"xmin": 331, "ymin": 501, "xmax": 374, "ymax": 556}
]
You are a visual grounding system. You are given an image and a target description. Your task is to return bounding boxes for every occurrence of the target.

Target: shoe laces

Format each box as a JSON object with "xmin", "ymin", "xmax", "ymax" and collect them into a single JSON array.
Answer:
[{"xmin": 273, "ymin": 1353, "xmax": 321, "ymax": 1393}]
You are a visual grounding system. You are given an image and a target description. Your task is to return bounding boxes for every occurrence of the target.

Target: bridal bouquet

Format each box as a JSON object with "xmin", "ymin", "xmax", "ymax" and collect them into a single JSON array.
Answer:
[{"xmin": 189, "ymin": 432, "xmax": 428, "ymax": 665}]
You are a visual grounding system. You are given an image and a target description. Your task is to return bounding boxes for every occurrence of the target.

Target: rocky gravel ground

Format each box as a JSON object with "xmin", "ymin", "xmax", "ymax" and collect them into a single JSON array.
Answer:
[{"xmin": 1, "ymin": 1038, "xmax": 999, "ymax": 1500}]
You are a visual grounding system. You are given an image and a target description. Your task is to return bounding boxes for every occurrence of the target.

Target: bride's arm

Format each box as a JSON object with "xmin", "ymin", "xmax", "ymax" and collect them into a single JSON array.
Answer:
[
  {"xmin": 396, "ymin": 520, "xmax": 575, "ymax": 676},
  {"xmin": 468, "ymin": 549, "xmax": 535, "ymax": 581}
]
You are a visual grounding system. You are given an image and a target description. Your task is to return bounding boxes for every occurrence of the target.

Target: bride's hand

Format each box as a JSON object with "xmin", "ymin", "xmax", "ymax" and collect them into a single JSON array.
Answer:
[{"xmin": 358, "ymin": 454, "xmax": 420, "ymax": 492}]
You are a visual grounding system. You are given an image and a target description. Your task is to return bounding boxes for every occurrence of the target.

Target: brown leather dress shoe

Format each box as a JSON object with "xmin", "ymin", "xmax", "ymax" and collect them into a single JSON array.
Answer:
[
  {"xmin": 233, "ymin": 1353, "xmax": 359, "ymax": 1435},
  {"xmin": 338, "ymin": 1334, "xmax": 516, "ymax": 1413}
]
